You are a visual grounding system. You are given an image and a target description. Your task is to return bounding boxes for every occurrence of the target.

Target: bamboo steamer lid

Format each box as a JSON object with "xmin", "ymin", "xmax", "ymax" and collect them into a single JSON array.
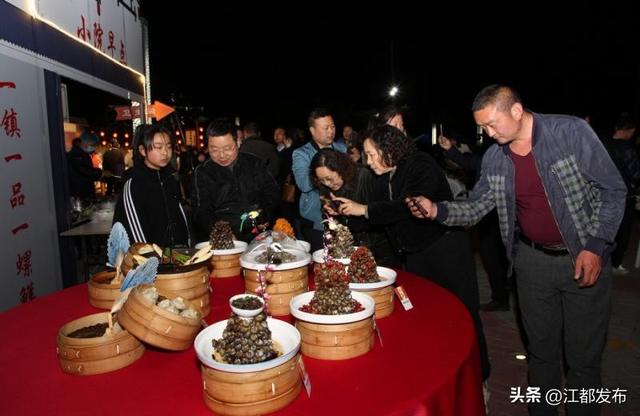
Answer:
[{"xmin": 118, "ymin": 285, "xmax": 202, "ymax": 351}]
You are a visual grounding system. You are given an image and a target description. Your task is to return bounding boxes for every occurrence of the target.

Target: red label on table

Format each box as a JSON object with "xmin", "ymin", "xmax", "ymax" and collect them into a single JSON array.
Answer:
[{"xmin": 395, "ymin": 285, "xmax": 414, "ymax": 311}]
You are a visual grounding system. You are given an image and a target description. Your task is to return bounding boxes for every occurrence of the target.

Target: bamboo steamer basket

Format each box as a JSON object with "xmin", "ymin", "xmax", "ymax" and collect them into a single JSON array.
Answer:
[
  {"xmin": 244, "ymin": 276, "xmax": 307, "ymax": 295},
  {"xmin": 155, "ymin": 266, "xmax": 208, "ymax": 291},
  {"xmin": 204, "ymin": 383, "xmax": 301, "ymax": 416},
  {"xmin": 290, "ymin": 291, "xmax": 376, "ymax": 360},
  {"xmin": 241, "ymin": 248, "xmax": 311, "ymax": 316},
  {"xmin": 351, "ymin": 285, "xmax": 395, "ymax": 319},
  {"xmin": 243, "ymin": 269, "xmax": 309, "ymax": 317},
  {"xmin": 295, "ymin": 318, "xmax": 375, "ymax": 360},
  {"xmin": 201, "ymin": 354, "xmax": 301, "ymax": 415},
  {"xmin": 87, "ymin": 270, "xmax": 121, "ymax": 309},
  {"xmin": 118, "ymin": 285, "xmax": 202, "ymax": 351},
  {"xmin": 191, "ymin": 292, "xmax": 211, "ymax": 317},
  {"xmin": 156, "ymin": 267, "xmax": 210, "ymax": 316},
  {"xmin": 211, "ymin": 253, "xmax": 242, "ymax": 278},
  {"xmin": 193, "ymin": 240, "xmax": 247, "ymax": 278},
  {"xmin": 254, "ymin": 287, "xmax": 307, "ymax": 317},
  {"xmin": 349, "ymin": 267, "xmax": 397, "ymax": 319},
  {"xmin": 57, "ymin": 312, "xmax": 144, "ymax": 375},
  {"xmin": 243, "ymin": 267, "xmax": 308, "ymax": 284}
]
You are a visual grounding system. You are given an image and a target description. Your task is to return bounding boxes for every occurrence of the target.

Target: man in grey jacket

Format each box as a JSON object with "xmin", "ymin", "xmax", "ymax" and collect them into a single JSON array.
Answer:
[{"xmin": 409, "ymin": 85, "xmax": 626, "ymax": 415}]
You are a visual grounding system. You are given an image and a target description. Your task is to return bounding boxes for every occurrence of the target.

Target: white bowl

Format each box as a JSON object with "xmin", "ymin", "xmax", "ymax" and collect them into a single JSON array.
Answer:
[
  {"xmin": 296, "ymin": 240, "xmax": 311, "ymax": 253},
  {"xmin": 229, "ymin": 294, "xmax": 264, "ymax": 318},
  {"xmin": 312, "ymin": 248, "xmax": 356, "ymax": 265},
  {"xmin": 195, "ymin": 240, "xmax": 247, "ymax": 256},
  {"xmin": 240, "ymin": 248, "xmax": 311, "ymax": 270},
  {"xmin": 349, "ymin": 266, "xmax": 397, "ymax": 290},
  {"xmin": 289, "ymin": 291, "xmax": 375, "ymax": 324},
  {"xmin": 194, "ymin": 318, "xmax": 301, "ymax": 373}
]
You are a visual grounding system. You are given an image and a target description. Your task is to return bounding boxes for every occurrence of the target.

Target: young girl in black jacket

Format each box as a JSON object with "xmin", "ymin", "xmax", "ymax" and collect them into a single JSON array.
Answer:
[{"xmin": 113, "ymin": 124, "xmax": 190, "ymax": 247}]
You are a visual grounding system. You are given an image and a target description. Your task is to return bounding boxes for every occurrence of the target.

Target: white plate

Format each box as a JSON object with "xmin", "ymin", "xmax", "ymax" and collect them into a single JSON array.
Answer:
[
  {"xmin": 195, "ymin": 240, "xmax": 247, "ymax": 256},
  {"xmin": 240, "ymin": 248, "xmax": 311, "ymax": 270},
  {"xmin": 349, "ymin": 266, "xmax": 397, "ymax": 290},
  {"xmin": 289, "ymin": 291, "xmax": 375, "ymax": 324},
  {"xmin": 311, "ymin": 248, "xmax": 355, "ymax": 265},
  {"xmin": 194, "ymin": 317, "xmax": 300, "ymax": 373}
]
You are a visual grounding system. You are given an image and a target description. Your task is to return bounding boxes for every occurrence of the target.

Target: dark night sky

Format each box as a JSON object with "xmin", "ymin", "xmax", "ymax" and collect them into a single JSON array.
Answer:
[{"xmin": 139, "ymin": 1, "xmax": 640, "ymax": 139}]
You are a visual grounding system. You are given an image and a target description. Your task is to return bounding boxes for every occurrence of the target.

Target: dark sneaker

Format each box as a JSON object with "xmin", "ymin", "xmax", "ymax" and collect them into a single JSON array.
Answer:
[{"xmin": 480, "ymin": 300, "xmax": 510, "ymax": 312}]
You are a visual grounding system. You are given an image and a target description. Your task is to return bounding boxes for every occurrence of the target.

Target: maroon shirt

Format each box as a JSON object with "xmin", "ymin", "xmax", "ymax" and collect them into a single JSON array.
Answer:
[{"xmin": 510, "ymin": 150, "xmax": 564, "ymax": 246}]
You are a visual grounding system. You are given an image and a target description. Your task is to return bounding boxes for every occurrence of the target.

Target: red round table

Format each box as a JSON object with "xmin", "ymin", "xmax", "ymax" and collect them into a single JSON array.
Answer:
[{"xmin": 0, "ymin": 269, "xmax": 485, "ymax": 415}]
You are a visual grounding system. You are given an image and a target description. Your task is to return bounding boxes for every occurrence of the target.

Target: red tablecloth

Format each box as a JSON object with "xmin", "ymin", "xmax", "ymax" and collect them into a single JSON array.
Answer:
[{"xmin": 0, "ymin": 270, "xmax": 485, "ymax": 416}]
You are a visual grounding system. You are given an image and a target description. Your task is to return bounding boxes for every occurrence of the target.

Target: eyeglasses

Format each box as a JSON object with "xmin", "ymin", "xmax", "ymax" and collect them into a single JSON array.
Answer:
[{"xmin": 209, "ymin": 145, "xmax": 237, "ymax": 155}]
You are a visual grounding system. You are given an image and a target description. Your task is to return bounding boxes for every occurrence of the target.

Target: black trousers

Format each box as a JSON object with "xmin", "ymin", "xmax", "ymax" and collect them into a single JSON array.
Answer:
[
  {"xmin": 611, "ymin": 197, "xmax": 634, "ymax": 267},
  {"xmin": 515, "ymin": 241, "xmax": 610, "ymax": 416},
  {"xmin": 406, "ymin": 229, "xmax": 490, "ymax": 381},
  {"xmin": 476, "ymin": 209, "xmax": 510, "ymax": 304}
]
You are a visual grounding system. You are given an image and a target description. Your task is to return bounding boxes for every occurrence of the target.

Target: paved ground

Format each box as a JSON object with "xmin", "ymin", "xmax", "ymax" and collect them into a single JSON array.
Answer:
[{"xmin": 479, "ymin": 219, "xmax": 640, "ymax": 415}]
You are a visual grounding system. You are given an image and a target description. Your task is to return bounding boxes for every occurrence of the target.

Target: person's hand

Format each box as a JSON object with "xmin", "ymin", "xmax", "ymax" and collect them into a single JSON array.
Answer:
[
  {"xmin": 332, "ymin": 196, "xmax": 366, "ymax": 216},
  {"xmin": 405, "ymin": 196, "xmax": 437, "ymax": 219},
  {"xmin": 320, "ymin": 197, "xmax": 339, "ymax": 216},
  {"xmin": 438, "ymin": 135, "xmax": 452, "ymax": 151},
  {"xmin": 574, "ymin": 250, "xmax": 602, "ymax": 287}
]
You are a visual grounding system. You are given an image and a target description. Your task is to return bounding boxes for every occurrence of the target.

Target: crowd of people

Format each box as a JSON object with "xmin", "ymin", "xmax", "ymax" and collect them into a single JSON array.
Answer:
[{"xmin": 66, "ymin": 84, "xmax": 638, "ymax": 415}]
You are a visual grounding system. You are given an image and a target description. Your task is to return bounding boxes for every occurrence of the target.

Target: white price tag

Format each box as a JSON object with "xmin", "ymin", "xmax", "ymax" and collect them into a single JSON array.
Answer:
[
  {"xmin": 297, "ymin": 355, "xmax": 312, "ymax": 397},
  {"xmin": 373, "ymin": 316, "xmax": 384, "ymax": 347},
  {"xmin": 394, "ymin": 285, "xmax": 414, "ymax": 311}
]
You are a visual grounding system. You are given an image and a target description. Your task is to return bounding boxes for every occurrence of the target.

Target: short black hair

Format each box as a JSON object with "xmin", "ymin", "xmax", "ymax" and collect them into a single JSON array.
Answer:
[
  {"xmin": 140, "ymin": 124, "xmax": 172, "ymax": 150},
  {"xmin": 471, "ymin": 84, "xmax": 522, "ymax": 112},
  {"xmin": 242, "ymin": 121, "xmax": 260, "ymax": 137},
  {"xmin": 378, "ymin": 105, "xmax": 403, "ymax": 126},
  {"xmin": 133, "ymin": 124, "xmax": 172, "ymax": 161},
  {"xmin": 615, "ymin": 112, "xmax": 637, "ymax": 131},
  {"xmin": 206, "ymin": 118, "xmax": 237, "ymax": 140},
  {"xmin": 307, "ymin": 108, "xmax": 332, "ymax": 128}
]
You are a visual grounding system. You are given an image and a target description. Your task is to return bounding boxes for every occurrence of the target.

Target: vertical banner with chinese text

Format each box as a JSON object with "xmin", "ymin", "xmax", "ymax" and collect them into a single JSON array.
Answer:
[{"xmin": 0, "ymin": 55, "xmax": 62, "ymax": 311}]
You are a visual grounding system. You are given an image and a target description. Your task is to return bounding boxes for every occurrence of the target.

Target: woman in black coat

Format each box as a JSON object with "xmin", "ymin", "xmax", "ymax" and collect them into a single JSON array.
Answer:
[{"xmin": 333, "ymin": 125, "xmax": 490, "ymax": 381}]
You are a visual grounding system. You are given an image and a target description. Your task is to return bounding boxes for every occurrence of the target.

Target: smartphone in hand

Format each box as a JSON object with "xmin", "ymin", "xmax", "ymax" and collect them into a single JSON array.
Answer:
[{"xmin": 409, "ymin": 197, "xmax": 430, "ymax": 218}]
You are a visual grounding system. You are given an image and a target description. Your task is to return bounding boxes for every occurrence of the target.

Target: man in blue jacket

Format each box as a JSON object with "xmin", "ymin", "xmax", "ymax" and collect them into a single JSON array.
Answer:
[
  {"xmin": 292, "ymin": 108, "xmax": 347, "ymax": 251},
  {"xmin": 409, "ymin": 85, "xmax": 626, "ymax": 415}
]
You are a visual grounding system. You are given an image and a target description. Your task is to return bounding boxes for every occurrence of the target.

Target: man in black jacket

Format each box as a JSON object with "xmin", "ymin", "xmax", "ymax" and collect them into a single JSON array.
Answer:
[
  {"xmin": 191, "ymin": 119, "xmax": 280, "ymax": 243},
  {"xmin": 239, "ymin": 121, "xmax": 280, "ymax": 178}
]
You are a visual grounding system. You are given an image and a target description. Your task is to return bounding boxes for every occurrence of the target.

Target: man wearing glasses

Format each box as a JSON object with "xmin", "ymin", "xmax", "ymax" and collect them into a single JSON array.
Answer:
[{"xmin": 191, "ymin": 118, "xmax": 280, "ymax": 243}]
